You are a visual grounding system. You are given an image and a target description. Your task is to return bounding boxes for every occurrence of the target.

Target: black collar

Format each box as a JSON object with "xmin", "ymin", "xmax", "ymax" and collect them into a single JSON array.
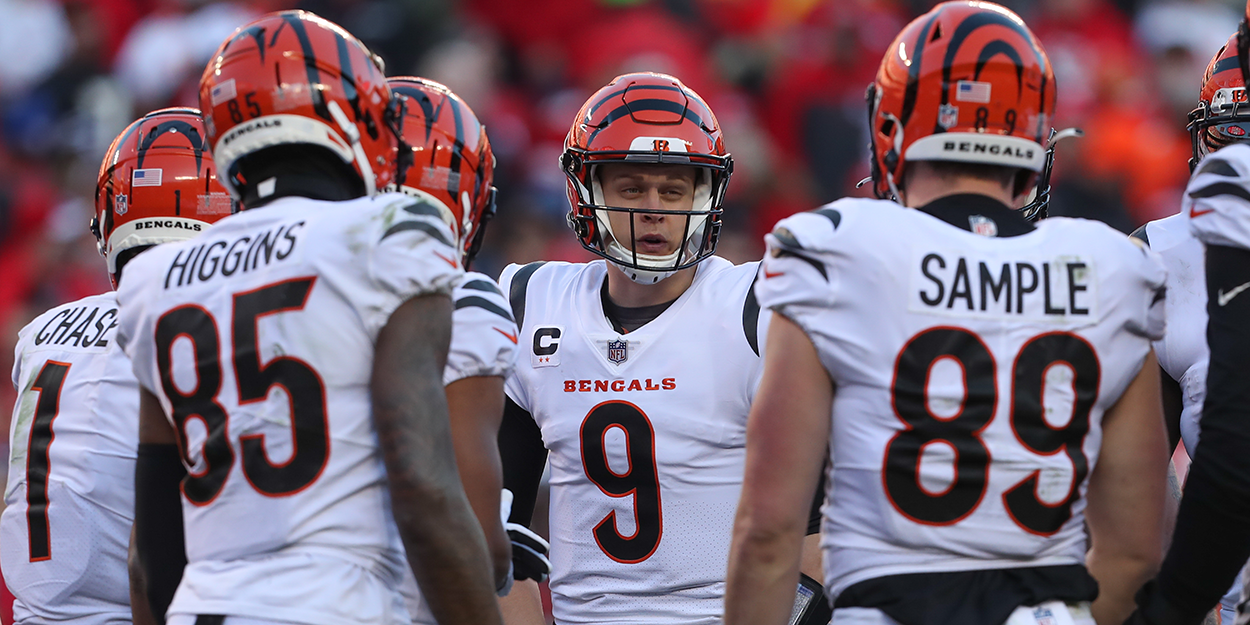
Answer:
[
  {"xmin": 241, "ymin": 172, "xmax": 362, "ymax": 209},
  {"xmin": 915, "ymin": 193, "xmax": 1033, "ymax": 238},
  {"xmin": 599, "ymin": 278, "xmax": 678, "ymax": 335}
]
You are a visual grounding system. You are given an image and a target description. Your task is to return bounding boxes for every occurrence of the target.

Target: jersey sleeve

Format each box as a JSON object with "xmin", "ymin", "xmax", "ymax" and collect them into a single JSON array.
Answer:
[
  {"xmin": 754, "ymin": 205, "xmax": 847, "ymax": 328},
  {"xmin": 361, "ymin": 194, "xmax": 464, "ymax": 341},
  {"xmin": 1186, "ymin": 143, "xmax": 1250, "ymax": 250},
  {"xmin": 1125, "ymin": 238, "xmax": 1168, "ymax": 341},
  {"xmin": 497, "ymin": 263, "xmax": 533, "ymax": 412},
  {"xmin": 114, "ymin": 253, "xmax": 163, "ymax": 396},
  {"xmin": 445, "ymin": 272, "xmax": 519, "ymax": 386},
  {"xmin": 12, "ymin": 323, "xmax": 28, "ymax": 390}
]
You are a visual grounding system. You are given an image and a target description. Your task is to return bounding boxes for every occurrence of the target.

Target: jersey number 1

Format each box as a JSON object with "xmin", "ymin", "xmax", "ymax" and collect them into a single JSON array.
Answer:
[
  {"xmin": 580, "ymin": 401, "xmax": 663, "ymax": 563},
  {"xmin": 25, "ymin": 360, "xmax": 71, "ymax": 561}
]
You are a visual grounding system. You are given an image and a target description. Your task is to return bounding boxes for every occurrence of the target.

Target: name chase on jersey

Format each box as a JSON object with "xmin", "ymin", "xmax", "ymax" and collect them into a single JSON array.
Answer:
[
  {"xmin": 912, "ymin": 249, "xmax": 1096, "ymax": 319},
  {"xmin": 31, "ymin": 304, "xmax": 118, "ymax": 349},
  {"xmin": 164, "ymin": 221, "xmax": 303, "ymax": 288}
]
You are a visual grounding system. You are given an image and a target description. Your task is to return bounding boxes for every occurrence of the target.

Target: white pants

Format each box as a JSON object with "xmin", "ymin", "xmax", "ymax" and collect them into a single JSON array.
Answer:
[{"xmin": 830, "ymin": 600, "xmax": 1095, "ymax": 625}]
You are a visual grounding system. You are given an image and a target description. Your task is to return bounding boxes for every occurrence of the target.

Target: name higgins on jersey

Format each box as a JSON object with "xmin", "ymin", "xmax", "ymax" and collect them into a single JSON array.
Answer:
[
  {"xmin": 164, "ymin": 221, "xmax": 304, "ymax": 289},
  {"xmin": 912, "ymin": 250, "xmax": 1096, "ymax": 318}
]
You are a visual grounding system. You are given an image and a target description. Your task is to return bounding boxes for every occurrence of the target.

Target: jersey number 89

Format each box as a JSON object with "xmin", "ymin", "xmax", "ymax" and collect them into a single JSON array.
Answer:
[{"xmin": 884, "ymin": 327, "xmax": 1099, "ymax": 536}]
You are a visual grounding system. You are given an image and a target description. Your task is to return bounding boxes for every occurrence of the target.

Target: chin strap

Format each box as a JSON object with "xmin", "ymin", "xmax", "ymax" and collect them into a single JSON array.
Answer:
[{"xmin": 327, "ymin": 100, "xmax": 377, "ymax": 196}]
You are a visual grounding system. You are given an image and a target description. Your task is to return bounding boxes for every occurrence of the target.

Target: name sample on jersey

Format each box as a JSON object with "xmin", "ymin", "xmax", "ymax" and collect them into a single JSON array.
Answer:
[
  {"xmin": 910, "ymin": 249, "xmax": 1097, "ymax": 319},
  {"xmin": 563, "ymin": 378, "xmax": 677, "ymax": 393},
  {"xmin": 165, "ymin": 221, "xmax": 305, "ymax": 289},
  {"xmin": 32, "ymin": 305, "xmax": 118, "ymax": 349}
]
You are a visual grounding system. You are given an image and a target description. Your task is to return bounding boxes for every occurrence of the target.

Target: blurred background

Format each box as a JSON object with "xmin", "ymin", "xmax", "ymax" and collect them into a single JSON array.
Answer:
[{"xmin": 0, "ymin": 0, "xmax": 1240, "ymax": 619}]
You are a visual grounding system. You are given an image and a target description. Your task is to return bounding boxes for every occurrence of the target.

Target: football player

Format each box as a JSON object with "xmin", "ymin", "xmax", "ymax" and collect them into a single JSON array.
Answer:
[
  {"xmin": 1, "ymin": 107, "xmax": 232, "ymax": 625},
  {"xmin": 724, "ymin": 2, "xmax": 1170, "ymax": 624},
  {"xmin": 1128, "ymin": 33, "xmax": 1248, "ymax": 625},
  {"xmin": 117, "ymin": 11, "xmax": 501, "ymax": 625},
  {"xmin": 1127, "ymin": 3, "xmax": 1250, "ymax": 623},
  {"xmin": 495, "ymin": 72, "xmax": 826, "ymax": 625},
  {"xmin": 384, "ymin": 75, "xmax": 542, "ymax": 622}
]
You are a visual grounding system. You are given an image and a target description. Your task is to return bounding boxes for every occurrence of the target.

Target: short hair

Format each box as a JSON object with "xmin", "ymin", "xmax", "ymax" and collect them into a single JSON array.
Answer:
[{"xmin": 913, "ymin": 160, "xmax": 1018, "ymax": 188}]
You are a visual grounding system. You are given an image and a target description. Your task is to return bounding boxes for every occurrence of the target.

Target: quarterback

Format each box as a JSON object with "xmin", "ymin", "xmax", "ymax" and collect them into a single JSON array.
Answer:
[
  {"xmin": 118, "ymin": 11, "xmax": 501, "ymax": 625},
  {"xmin": 725, "ymin": 3, "xmax": 1170, "ymax": 625},
  {"xmin": 1, "ymin": 108, "xmax": 232, "ymax": 625},
  {"xmin": 496, "ymin": 72, "xmax": 825, "ymax": 625}
]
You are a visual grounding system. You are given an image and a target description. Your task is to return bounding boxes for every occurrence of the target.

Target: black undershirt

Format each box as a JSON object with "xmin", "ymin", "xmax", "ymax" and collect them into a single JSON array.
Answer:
[
  {"xmin": 599, "ymin": 278, "xmax": 678, "ymax": 334},
  {"xmin": 915, "ymin": 193, "xmax": 1035, "ymax": 237}
]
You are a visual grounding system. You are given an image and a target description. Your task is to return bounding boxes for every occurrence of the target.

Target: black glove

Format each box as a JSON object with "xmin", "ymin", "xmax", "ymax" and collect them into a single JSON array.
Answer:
[{"xmin": 507, "ymin": 522, "xmax": 551, "ymax": 583}]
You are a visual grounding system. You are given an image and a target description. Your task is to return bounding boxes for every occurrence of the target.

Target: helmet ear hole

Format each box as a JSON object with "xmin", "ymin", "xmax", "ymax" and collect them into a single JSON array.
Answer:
[
  {"xmin": 880, "ymin": 119, "xmax": 895, "ymax": 138},
  {"xmin": 884, "ymin": 150, "xmax": 899, "ymax": 172}
]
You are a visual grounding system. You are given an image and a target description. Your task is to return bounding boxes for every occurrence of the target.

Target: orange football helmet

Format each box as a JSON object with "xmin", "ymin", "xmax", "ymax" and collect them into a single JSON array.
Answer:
[
  {"xmin": 1238, "ymin": 0, "xmax": 1250, "ymax": 87},
  {"xmin": 198, "ymin": 10, "xmax": 403, "ymax": 200},
  {"xmin": 388, "ymin": 76, "xmax": 497, "ymax": 268},
  {"xmin": 1188, "ymin": 33, "xmax": 1250, "ymax": 170},
  {"xmin": 867, "ymin": 1, "xmax": 1056, "ymax": 217},
  {"xmin": 562, "ymin": 72, "xmax": 733, "ymax": 283},
  {"xmin": 91, "ymin": 108, "xmax": 235, "ymax": 288}
]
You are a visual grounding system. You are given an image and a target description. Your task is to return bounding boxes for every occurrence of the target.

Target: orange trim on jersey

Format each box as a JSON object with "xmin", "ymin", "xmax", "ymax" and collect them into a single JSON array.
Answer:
[
  {"xmin": 433, "ymin": 250, "xmax": 459, "ymax": 268},
  {"xmin": 494, "ymin": 327, "xmax": 518, "ymax": 344}
]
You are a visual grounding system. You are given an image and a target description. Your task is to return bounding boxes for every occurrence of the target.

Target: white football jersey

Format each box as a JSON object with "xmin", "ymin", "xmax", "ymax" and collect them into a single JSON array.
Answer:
[
  {"xmin": 1142, "ymin": 212, "xmax": 1242, "ymax": 624},
  {"xmin": 1187, "ymin": 143, "xmax": 1250, "ymax": 250},
  {"xmin": 403, "ymin": 271, "xmax": 518, "ymax": 625},
  {"xmin": 116, "ymin": 192, "xmax": 461, "ymax": 625},
  {"xmin": 1142, "ymin": 213, "xmax": 1208, "ymax": 458},
  {"xmin": 756, "ymin": 198, "xmax": 1166, "ymax": 601},
  {"xmin": 501, "ymin": 257, "xmax": 769, "ymax": 625},
  {"xmin": 1182, "ymin": 144, "xmax": 1250, "ymax": 625},
  {"xmin": 3, "ymin": 292, "xmax": 134, "ymax": 625},
  {"xmin": 443, "ymin": 272, "xmax": 520, "ymax": 386}
]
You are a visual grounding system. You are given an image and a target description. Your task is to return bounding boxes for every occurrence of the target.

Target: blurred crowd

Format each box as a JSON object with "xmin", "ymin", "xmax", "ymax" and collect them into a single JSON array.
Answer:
[{"xmin": 0, "ymin": 0, "xmax": 1242, "ymax": 426}]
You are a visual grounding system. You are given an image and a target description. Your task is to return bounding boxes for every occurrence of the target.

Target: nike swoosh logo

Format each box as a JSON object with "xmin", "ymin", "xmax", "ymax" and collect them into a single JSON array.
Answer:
[
  {"xmin": 764, "ymin": 269, "xmax": 785, "ymax": 279},
  {"xmin": 494, "ymin": 327, "xmax": 518, "ymax": 344},
  {"xmin": 1218, "ymin": 281, "xmax": 1250, "ymax": 306},
  {"xmin": 1191, "ymin": 205, "xmax": 1216, "ymax": 218},
  {"xmin": 433, "ymin": 250, "xmax": 458, "ymax": 268}
]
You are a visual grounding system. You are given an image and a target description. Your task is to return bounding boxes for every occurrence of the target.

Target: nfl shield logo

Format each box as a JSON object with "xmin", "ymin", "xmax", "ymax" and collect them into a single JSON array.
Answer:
[
  {"xmin": 114, "ymin": 194, "xmax": 128, "ymax": 215},
  {"xmin": 938, "ymin": 104, "xmax": 959, "ymax": 130},
  {"xmin": 969, "ymin": 214, "xmax": 998, "ymax": 237},
  {"xmin": 607, "ymin": 339, "xmax": 628, "ymax": 364}
]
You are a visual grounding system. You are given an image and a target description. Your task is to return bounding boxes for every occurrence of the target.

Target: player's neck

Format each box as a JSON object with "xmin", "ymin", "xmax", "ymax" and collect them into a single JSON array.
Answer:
[
  {"xmin": 605, "ymin": 263, "xmax": 696, "ymax": 308},
  {"xmin": 901, "ymin": 175, "xmax": 1015, "ymax": 209},
  {"xmin": 236, "ymin": 146, "xmax": 366, "ymax": 209}
]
